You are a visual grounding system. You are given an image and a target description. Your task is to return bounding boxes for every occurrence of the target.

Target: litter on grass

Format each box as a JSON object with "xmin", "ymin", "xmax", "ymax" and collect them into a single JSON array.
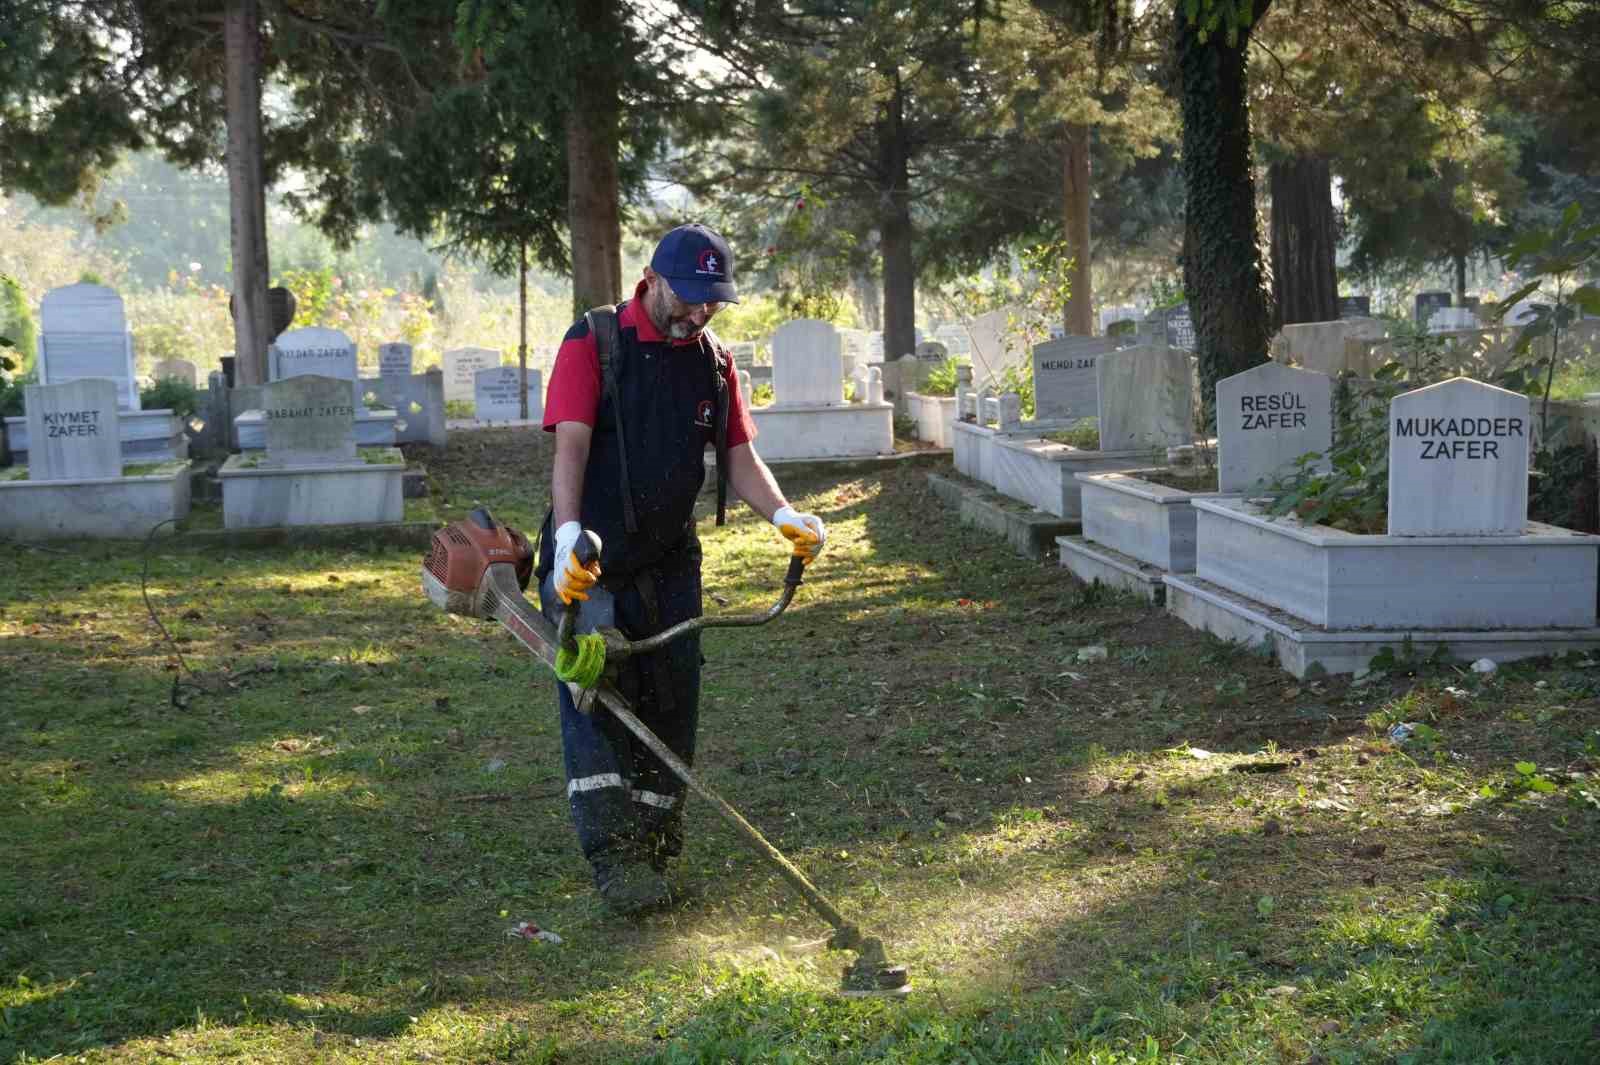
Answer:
[{"xmin": 506, "ymin": 920, "xmax": 562, "ymax": 944}]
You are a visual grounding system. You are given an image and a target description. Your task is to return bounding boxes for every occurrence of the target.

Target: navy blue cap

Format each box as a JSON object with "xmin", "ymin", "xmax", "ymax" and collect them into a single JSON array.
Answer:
[{"xmin": 650, "ymin": 224, "xmax": 738, "ymax": 305}]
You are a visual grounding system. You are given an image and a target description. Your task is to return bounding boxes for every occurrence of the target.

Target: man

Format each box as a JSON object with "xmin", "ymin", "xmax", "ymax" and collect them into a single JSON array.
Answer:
[{"xmin": 537, "ymin": 223, "xmax": 827, "ymax": 915}]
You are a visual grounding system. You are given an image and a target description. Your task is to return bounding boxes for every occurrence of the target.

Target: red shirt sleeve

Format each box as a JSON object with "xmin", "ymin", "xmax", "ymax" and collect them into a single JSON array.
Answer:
[
  {"xmin": 720, "ymin": 346, "xmax": 757, "ymax": 448},
  {"xmin": 542, "ymin": 321, "xmax": 602, "ymax": 431}
]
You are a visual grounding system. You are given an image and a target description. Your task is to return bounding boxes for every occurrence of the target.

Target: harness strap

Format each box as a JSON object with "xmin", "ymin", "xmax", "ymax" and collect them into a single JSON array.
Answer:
[
  {"xmin": 702, "ymin": 326, "xmax": 731, "ymax": 527},
  {"xmin": 585, "ymin": 305, "xmax": 637, "ymax": 535}
]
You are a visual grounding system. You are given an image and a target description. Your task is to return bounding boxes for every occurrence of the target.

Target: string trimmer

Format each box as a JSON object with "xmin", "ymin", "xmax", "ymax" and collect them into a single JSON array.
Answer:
[{"xmin": 421, "ymin": 507, "xmax": 910, "ymax": 997}]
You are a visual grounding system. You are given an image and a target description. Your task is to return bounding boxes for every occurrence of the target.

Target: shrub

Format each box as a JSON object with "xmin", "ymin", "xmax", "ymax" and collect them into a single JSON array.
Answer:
[
  {"xmin": 139, "ymin": 377, "xmax": 200, "ymax": 419},
  {"xmin": 919, "ymin": 357, "xmax": 962, "ymax": 397}
]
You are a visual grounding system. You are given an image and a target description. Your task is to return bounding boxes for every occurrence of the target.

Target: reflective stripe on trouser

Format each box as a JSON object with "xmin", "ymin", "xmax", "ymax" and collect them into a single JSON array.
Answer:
[{"xmin": 539, "ymin": 543, "xmax": 701, "ymax": 866}]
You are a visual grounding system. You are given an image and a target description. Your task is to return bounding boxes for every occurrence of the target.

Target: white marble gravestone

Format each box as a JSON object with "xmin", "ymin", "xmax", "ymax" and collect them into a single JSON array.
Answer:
[
  {"xmin": 728, "ymin": 341, "xmax": 757, "ymax": 369},
  {"xmin": 1215, "ymin": 362, "xmax": 1333, "ymax": 493},
  {"xmin": 152, "ymin": 359, "xmax": 198, "ymax": 387},
  {"xmin": 443, "ymin": 347, "xmax": 501, "ymax": 402},
  {"xmin": 1429, "ymin": 307, "xmax": 1480, "ymax": 333},
  {"xmin": 37, "ymin": 283, "xmax": 140, "ymax": 410},
  {"xmin": 261, "ymin": 374, "xmax": 358, "ymax": 467},
  {"xmin": 1096, "ymin": 344, "xmax": 1193, "ymax": 451},
  {"xmin": 1032, "ymin": 336, "xmax": 1109, "ymax": 423},
  {"xmin": 771, "ymin": 319, "xmax": 842, "ymax": 406},
  {"xmin": 1274, "ymin": 318, "xmax": 1388, "ymax": 377},
  {"xmin": 1387, "ymin": 377, "xmax": 1529, "ymax": 536},
  {"xmin": 25, "ymin": 379, "xmax": 122, "ymax": 481},
  {"xmin": 850, "ymin": 365, "xmax": 870, "ymax": 404},
  {"xmin": 378, "ymin": 342, "xmax": 414, "ymax": 377},
  {"xmin": 269, "ymin": 327, "xmax": 358, "ymax": 385},
  {"xmin": 915, "ymin": 340, "xmax": 948, "ymax": 362},
  {"xmin": 474, "ymin": 366, "xmax": 543, "ymax": 422}
]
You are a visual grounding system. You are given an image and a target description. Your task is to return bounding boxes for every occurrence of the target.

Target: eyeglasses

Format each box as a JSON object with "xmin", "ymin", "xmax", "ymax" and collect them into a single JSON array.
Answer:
[{"xmin": 668, "ymin": 294, "xmax": 726, "ymax": 317}]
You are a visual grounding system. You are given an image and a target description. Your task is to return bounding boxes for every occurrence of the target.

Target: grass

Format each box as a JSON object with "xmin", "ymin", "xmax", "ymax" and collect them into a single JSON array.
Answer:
[{"xmin": 3, "ymin": 426, "xmax": 1599, "ymax": 1062}]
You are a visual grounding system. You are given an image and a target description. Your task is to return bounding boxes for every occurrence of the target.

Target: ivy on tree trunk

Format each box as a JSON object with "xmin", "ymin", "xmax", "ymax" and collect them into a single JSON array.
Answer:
[
  {"xmin": 1175, "ymin": 0, "xmax": 1274, "ymax": 428},
  {"xmin": 1061, "ymin": 123, "xmax": 1093, "ymax": 336}
]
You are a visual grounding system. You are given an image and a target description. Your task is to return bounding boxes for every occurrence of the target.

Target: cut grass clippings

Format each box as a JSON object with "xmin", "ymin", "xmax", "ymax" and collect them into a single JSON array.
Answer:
[{"xmin": 2, "ymin": 426, "xmax": 1599, "ymax": 1063}]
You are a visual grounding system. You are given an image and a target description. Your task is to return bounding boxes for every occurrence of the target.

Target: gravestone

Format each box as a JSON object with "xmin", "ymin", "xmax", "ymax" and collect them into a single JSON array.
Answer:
[
  {"xmin": 1096, "ymin": 345, "xmax": 1193, "ymax": 451},
  {"xmin": 36, "ymin": 282, "xmax": 140, "ymax": 410},
  {"xmin": 1215, "ymin": 363, "xmax": 1333, "ymax": 493},
  {"xmin": 1099, "ymin": 305, "xmax": 1140, "ymax": 333},
  {"xmin": 230, "ymin": 287, "xmax": 298, "ymax": 341},
  {"xmin": 728, "ymin": 341, "xmax": 757, "ymax": 370},
  {"xmin": 771, "ymin": 319, "xmax": 842, "ymax": 406},
  {"xmin": 1429, "ymin": 307, "xmax": 1479, "ymax": 333},
  {"xmin": 850, "ymin": 365, "xmax": 870, "ymax": 404},
  {"xmin": 1414, "ymin": 291, "xmax": 1453, "ymax": 327},
  {"xmin": 270, "ymin": 327, "xmax": 358, "ymax": 385},
  {"xmin": 1337, "ymin": 295, "xmax": 1371, "ymax": 318},
  {"xmin": 474, "ymin": 366, "xmax": 543, "ymax": 422},
  {"xmin": 1274, "ymin": 317, "xmax": 1389, "ymax": 377},
  {"xmin": 738, "ymin": 369, "xmax": 752, "ymax": 409},
  {"xmin": 915, "ymin": 340, "xmax": 948, "ymax": 362},
  {"xmin": 152, "ymin": 359, "xmax": 198, "ymax": 387},
  {"xmin": 24, "ymin": 379, "xmax": 122, "ymax": 481},
  {"xmin": 443, "ymin": 347, "xmax": 501, "ymax": 403},
  {"xmin": 1387, "ymin": 377, "xmax": 1529, "ymax": 536},
  {"xmin": 378, "ymin": 342, "xmax": 414, "ymax": 377},
  {"xmin": 933, "ymin": 323, "xmax": 970, "ymax": 355},
  {"xmin": 1032, "ymin": 336, "xmax": 1109, "ymax": 422},
  {"xmin": 867, "ymin": 366, "xmax": 885, "ymax": 406},
  {"xmin": 261, "ymin": 374, "xmax": 357, "ymax": 467},
  {"xmin": 1159, "ymin": 304, "xmax": 1195, "ymax": 350}
]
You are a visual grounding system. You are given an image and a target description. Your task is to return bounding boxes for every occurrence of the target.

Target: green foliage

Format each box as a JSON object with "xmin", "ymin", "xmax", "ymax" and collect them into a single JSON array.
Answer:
[
  {"xmin": 750, "ymin": 381, "xmax": 774, "ymax": 407},
  {"xmin": 939, "ymin": 238, "xmax": 1075, "ymax": 387},
  {"xmin": 920, "ymin": 357, "xmax": 963, "ymax": 398},
  {"xmin": 996, "ymin": 361, "xmax": 1035, "ymax": 420},
  {"xmin": 1263, "ymin": 333, "xmax": 1459, "ymax": 533},
  {"xmin": 1044, "ymin": 417, "xmax": 1101, "ymax": 450},
  {"xmin": 138, "ymin": 377, "xmax": 200, "ymax": 420},
  {"xmin": 1, "ymin": 274, "xmax": 36, "ymax": 377},
  {"xmin": 1492, "ymin": 201, "xmax": 1600, "ymax": 440}
]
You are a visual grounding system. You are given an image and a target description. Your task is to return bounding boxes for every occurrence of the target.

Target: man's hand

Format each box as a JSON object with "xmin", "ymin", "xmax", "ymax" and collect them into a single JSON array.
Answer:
[
  {"xmin": 772, "ymin": 505, "xmax": 826, "ymax": 565},
  {"xmin": 552, "ymin": 521, "xmax": 600, "ymax": 603}
]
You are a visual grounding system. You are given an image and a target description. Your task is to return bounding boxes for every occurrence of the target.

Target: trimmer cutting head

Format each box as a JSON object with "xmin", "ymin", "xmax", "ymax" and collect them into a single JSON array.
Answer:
[{"xmin": 422, "ymin": 507, "xmax": 533, "ymax": 619}]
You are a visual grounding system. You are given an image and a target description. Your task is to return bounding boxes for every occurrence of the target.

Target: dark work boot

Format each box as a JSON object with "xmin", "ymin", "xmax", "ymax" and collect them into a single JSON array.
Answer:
[{"xmin": 593, "ymin": 859, "xmax": 671, "ymax": 916}]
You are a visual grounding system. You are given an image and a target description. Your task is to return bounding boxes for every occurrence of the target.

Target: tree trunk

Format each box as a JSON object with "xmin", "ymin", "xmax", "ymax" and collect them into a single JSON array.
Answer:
[
  {"xmin": 566, "ymin": 0, "xmax": 623, "ymax": 318},
  {"xmin": 1062, "ymin": 123, "xmax": 1094, "ymax": 336},
  {"xmin": 518, "ymin": 240, "xmax": 529, "ymax": 421},
  {"xmin": 224, "ymin": 0, "xmax": 271, "ymax": 387},
  {"xmin": 1269, "ymin": 154, "xmax": 1338, "ymax": 326},
  {"xmin": 879, "ymin": 74, "xmax": 916, "ymax": 362},
  {"xmin": 1175, "ymin": 0, "xmax": 1275, "ymax": 429},
  {"xmin": 1453, "ymin": 252, "xmax": 1467, "ymax": 304}
]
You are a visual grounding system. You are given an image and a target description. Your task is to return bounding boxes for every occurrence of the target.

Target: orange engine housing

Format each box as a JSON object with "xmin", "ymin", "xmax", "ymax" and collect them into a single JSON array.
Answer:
[{"xmin": 422, "ymin": 509, "xmax": 533, "ymax": 617}]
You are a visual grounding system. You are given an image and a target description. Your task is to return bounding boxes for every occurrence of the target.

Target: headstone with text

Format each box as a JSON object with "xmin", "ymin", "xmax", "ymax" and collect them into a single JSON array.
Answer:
[
  {"xmin": 1387, "ymin": 377, "xmax": 1529, "ymax": 536},
  {"xmin": 1031, "ymin": 336, "xmax": 1109, "ymax": 423},
  {"xmin": 443, "ymin": 347, "xmax": 501, "ymax": 403},
  {"xmin": 261, "ymin": 374, "xmax": 357, "ymax": 467},
  {"xmin": 1414, "ymin": 291, "xmax": 1453, "ymax": 328},
  {"xmin": 269, "ymin": 327, "xmax": 358, "ymax": 385},
  {"xmin": 1337, "ymin": 295, "xmax": 1371, "ymax": 318},
  {"xmin": 36, "ymin": 283, "xmax": 141, "ymax": 410},
  {"xmin": 378, "ymin": 342, "xmax": 414, "ymax": 377},
  {"xmin": 24, "ymin": 379, "xmax": 122, "ymax": 481},
  {"xmin": 1096, "ymin": 344, "xmax": 1193, "ymax": 451},
  {"xmin": 771, "ymin": 319, "xmax": 843, "ymax": 406},
  {"xmin": 1215, "ymin": 362, "xmax": 1333, "ymax": 493},
  {"xmin": 728, "ymin": 341, "xmax": 757, "ymax": 369},
  {"xmin": 474, "ymin": 366, "xmax": 543, "ymax": 422}
]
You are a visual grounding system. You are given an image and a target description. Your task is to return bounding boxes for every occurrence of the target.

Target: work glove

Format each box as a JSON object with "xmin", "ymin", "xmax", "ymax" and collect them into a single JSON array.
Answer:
[
  {"xmin": 552, "ymin": 520, "xmax": 600, "ymax": 604},
  {"xmin": 772, "ymin": 505, "xmax": 826, "ymax": 566}
]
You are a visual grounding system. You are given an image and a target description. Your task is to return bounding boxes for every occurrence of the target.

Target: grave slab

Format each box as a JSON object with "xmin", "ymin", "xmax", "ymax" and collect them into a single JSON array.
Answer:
[
  {"xmin": 36, "ymin": 282, "xmax": 141, "ymax": 410},
  {"xmin": 0, "ymin": 462, "xmax": 191, "ymax": 539},
  {"xmin": 474, "ymin": 366, "xmax": 544, "ymax": 422},
  {"xmin": 1387, "ymin": 377, "xmax": 1528, "ymax": 536},
  {"xmin": 378, "ymin": 342, "xmax": 414, "ymax": 377},
  {"xmin": 1096, "ymin": 344, "xmax": 1193, "ymax": 451},
  {"xmin": 771, "ymin": 320, "xmax": 843, "ymax": 406},
  {"xmin": 1165, "ymin": 573, "xmax": 1600, "ymax": 679},
  {"xmin": 1032, "ymin": 336, "xmax": 1107, "ymax": 422},
  {"xmin": 1057, "ymin": 536, "xmax": 1167, "ymax": 603},
  {"xmin": 443, "ymin": 347, "xmax": 502, "ymax": 402},
  {"xmin": 23, "ymin": 379, "xmax": 122, "ymax": 481},
  {"xmin": 1215, "ymin": 362, "xmax": 1333, "ymax": 493}
]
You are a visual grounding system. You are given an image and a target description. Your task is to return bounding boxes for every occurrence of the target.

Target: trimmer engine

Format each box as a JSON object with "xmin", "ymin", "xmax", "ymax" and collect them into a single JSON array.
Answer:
[{"xmin": 422, "ymin": 507, "xmax": 533, "ymax": 619}]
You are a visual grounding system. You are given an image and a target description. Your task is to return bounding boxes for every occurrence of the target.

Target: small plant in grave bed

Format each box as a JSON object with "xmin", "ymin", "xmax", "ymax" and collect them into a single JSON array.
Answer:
[{"xmin": 1043, "ymin": 416, "xmax": 1100, "ymax": 450}]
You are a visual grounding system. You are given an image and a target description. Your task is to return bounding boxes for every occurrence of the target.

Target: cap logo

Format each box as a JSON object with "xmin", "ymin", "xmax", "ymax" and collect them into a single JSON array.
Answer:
[{"xmin": 696, "ymin": 249, "xmax": 722, "ymax": 277}]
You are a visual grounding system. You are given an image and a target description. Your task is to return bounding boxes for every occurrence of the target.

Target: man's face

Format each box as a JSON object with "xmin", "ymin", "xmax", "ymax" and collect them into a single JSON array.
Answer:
[{"xmin": 645, "ymin": 269, "xmax": 725, "ymax": 340}]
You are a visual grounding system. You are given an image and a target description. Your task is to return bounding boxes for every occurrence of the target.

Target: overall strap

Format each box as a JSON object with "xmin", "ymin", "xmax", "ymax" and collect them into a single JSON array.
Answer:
[
  {"xmin": 702, "ymin": 326, "xmax": 731, "ymax": 527},
  {"xmin": 585, "ymin": 305, "xmax": 637, "ymax": 535}
]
